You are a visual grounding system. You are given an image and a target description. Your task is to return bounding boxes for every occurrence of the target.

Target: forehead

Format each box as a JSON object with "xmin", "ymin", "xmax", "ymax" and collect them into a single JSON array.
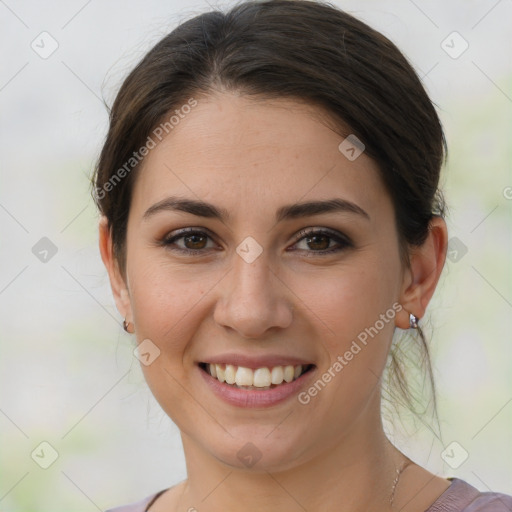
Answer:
[{"xmin": 129, "ymin": 93, "xmax": 391, "ymax": 223}]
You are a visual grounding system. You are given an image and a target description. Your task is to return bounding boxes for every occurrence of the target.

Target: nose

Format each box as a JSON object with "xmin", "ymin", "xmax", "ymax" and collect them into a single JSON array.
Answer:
[{"xmin": 213, "ymin": 247, "xmax": 294, "ymax": 339}]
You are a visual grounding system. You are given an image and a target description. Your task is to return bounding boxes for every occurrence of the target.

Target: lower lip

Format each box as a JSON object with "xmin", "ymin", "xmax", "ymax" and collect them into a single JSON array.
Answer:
[{"xmin": 198, "ymin": 364, "xmax": 316, "ymax": 408}]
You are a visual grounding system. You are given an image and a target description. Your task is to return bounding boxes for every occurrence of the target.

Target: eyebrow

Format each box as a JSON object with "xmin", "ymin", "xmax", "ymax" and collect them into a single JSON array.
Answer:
[{"xmin": 142, "ymin": 196, "xmax": 370, "ymax": 223}]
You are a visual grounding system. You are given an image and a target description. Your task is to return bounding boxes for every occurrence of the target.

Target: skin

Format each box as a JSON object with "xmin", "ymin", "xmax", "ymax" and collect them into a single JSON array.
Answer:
[{"xmin": 99, "ymin": 92, "xmax": 450, "ymax": 512}]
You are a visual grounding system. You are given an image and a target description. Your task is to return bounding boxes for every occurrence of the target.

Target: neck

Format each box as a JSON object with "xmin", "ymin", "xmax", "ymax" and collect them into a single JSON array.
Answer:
[{"xmin": 176, "ymin": 401, "xmax": 406, "ymax": 512}]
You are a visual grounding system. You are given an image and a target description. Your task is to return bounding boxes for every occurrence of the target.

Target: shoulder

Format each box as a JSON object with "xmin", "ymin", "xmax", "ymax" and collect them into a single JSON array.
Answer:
[
  {"xmin": 427, "ymin": 478, "xmax": 512, "ymax": 512},
  {"xmin": 105, "ymin": 489, "xmax": 167, "ymax": 512}
]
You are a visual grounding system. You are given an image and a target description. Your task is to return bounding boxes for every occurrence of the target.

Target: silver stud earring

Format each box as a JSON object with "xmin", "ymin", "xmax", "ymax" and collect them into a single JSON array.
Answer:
[
  {"xmin": 123, "ymin": 318, "xmax": 135, "ymax": 333},
  {"xmin": 409, "ymin": 313, "xmax": 419, "ymax": 329}
]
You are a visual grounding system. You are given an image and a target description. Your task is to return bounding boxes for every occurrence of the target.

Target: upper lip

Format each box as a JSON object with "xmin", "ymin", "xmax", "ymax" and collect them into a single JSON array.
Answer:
[{"xmin": 199, "ymin": 353, "xmax": 315, "ymax": 370}]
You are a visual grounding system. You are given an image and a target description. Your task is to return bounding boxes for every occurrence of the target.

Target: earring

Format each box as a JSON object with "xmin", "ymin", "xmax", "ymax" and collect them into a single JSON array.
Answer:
[
  {"xmin": 123, "ymin": 318, "xmax": 135, "ymax": 333},
  {"xmin": 409, "ymin": 313, "xmax": 419, "ymax": 329}
]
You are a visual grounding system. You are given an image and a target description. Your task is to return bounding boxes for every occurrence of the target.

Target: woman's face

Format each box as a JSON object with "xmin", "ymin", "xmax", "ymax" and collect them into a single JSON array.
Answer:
[{"xmin": 112, "ymin": 93, "xmax": 411, "ymax": 471}]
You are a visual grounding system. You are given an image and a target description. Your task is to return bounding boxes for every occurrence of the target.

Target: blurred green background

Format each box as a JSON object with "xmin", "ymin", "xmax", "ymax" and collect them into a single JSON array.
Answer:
[{"xmin": 1, "ymin": 0, "xmax": 511, "ymax": 510}]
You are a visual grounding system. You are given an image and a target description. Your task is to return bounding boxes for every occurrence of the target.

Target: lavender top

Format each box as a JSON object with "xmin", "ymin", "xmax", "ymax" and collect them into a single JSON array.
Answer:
[{"xmin": 105, "ymin": 478, "xmax": 512, "ymax": 512}]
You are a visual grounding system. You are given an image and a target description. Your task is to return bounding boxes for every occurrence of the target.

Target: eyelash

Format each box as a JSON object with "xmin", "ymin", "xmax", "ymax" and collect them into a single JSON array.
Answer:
[{"xmin": 161, "ymin": 227, "xmax": 352, "ymax": 257}]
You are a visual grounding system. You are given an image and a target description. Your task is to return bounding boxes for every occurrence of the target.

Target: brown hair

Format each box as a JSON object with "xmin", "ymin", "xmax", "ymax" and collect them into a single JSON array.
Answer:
[{"xmin": 92, "ymin": 0, "xmax": 447, "ymax": 424}]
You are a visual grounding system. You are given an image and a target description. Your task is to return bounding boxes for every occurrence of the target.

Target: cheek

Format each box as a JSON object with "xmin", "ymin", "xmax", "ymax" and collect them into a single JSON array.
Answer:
[
  {"xmin": 295, "ymin": 262, "xmax": 397, "ymax": 341},
  {"xmin": 126, "ymin": 258, "xmax": 213, "ymax": 427},
  {"xmin": 128, "ymin": 256, "xmax": 212, "ymax": 354},
  {"xmin": 294, "ymin": 258, "xmax": 399, "ymax": 391}
]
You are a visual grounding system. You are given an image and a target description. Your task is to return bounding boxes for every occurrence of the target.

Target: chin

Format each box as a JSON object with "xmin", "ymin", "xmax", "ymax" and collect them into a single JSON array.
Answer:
[{"xmin": 208, "ymin": 430, "xmax": 309, "ymax": 473}]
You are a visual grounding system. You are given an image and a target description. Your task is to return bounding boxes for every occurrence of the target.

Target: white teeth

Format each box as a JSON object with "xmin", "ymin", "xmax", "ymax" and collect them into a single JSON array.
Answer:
[
  {"xmin": 235, "ymin": 366, "xmax": 253, "ymax": 386},
  {"xmin": 253, "ymin": 368, "xmax": 271, "ymax": 387},
  {"xmin": 271, "ymin": 366, "xmax": 284, "ymax": 384},
  {"xmin": 283, "ymin": 365, "xmax": 295, "ymax": 383},
  {"xmin": 216, "ymin": 364, "xmax": 225, "ymax": 383},
  {"xmin": 225, "ymin": 364, "xmax": 236, "ymax": 384},
  {"xmin": 205, "ymin": 363, "xmax": 308, "ymax": 388}
]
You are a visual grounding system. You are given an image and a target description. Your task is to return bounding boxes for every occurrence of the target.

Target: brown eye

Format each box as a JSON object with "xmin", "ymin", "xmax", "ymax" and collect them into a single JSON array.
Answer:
[
  {"xmin": 303, "ymin": 234, "xmax": 331, "ymax": 251},
  {"xmin": 292, "ymin": 228, "xmax": 352, "ymax": 256},
  {"xmin": 162, "ymin": 229, "xmax": 216, "ymax": 255},
  {"xmin": 181, "ymin": 233, "xmax": 208, "ymax": 250}
]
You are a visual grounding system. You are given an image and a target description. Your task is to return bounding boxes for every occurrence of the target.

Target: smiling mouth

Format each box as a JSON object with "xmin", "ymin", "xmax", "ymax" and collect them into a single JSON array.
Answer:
[{"xmin": 198, "ymin": 362, "xmax": 315, "ymax": 390}]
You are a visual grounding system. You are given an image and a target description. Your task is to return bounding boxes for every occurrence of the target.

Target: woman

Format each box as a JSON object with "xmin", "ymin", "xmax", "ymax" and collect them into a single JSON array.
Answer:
[{"xmin": 93, "ymin": 1, "xmax": 512, "ymax": 511}]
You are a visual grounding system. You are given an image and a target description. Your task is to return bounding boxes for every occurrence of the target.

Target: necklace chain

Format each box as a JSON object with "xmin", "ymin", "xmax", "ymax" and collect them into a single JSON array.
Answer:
[
  {"xmin": 170, "ymin": 458, "xmax": 414, "ymax": 511},
  {"xmin": 389, "ymin": 458, "xmax": 413, "ymax": 507}
]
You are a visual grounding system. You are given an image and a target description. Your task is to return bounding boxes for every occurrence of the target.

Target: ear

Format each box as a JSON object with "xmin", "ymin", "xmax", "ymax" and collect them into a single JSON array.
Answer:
[
  {"xmin": 395, "ymin": 216, "xmax": 448, "ymax": 329},
  {"xmin": 98, "ymin": 216, "xmax": 133, "ymax": 324}
]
